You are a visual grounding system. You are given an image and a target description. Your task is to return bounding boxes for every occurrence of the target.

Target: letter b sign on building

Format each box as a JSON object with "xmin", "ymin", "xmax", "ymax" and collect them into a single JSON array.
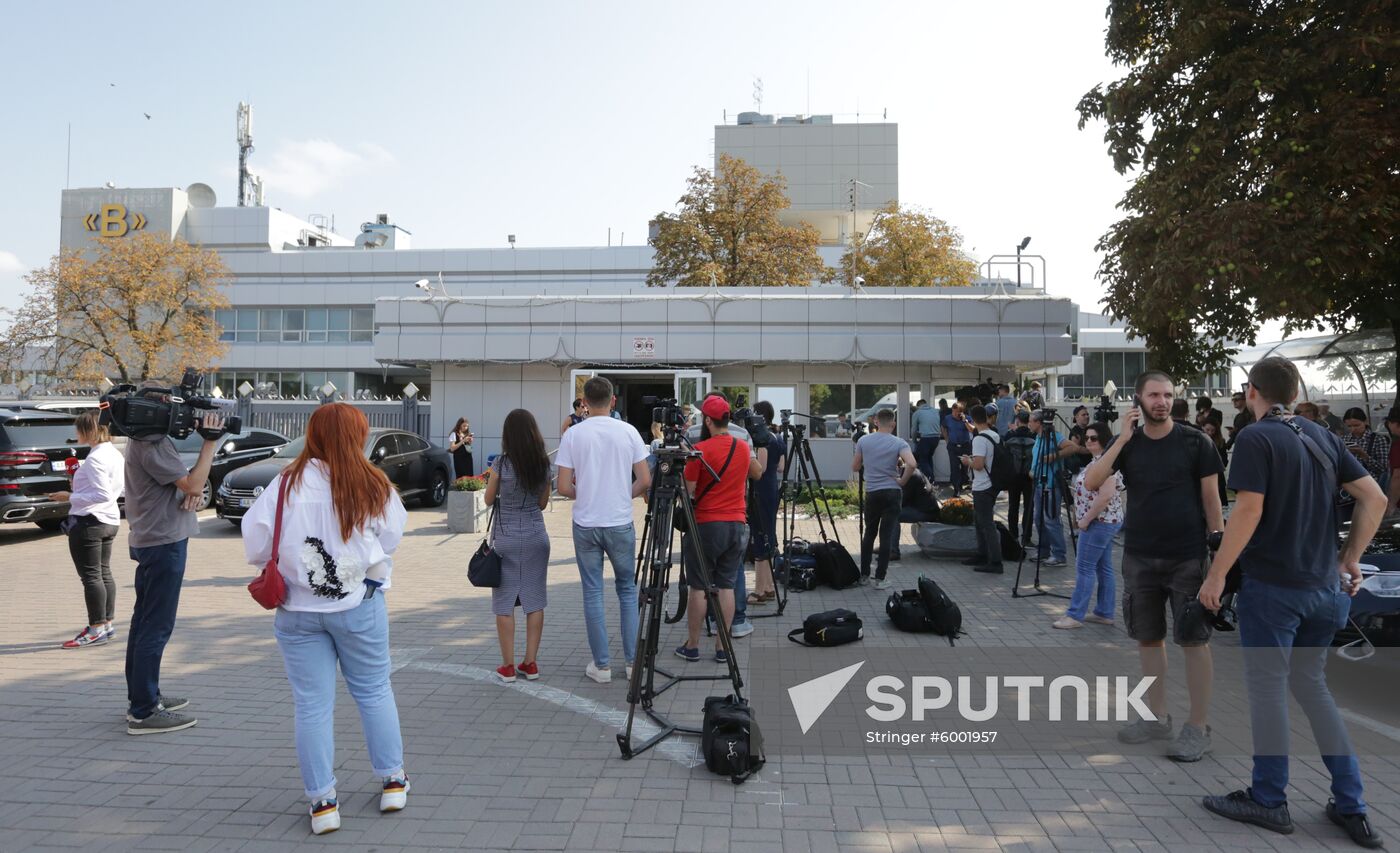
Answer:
[{"xmin": 83, "ymin": 204, "xmax": 147, "ymax": 238}]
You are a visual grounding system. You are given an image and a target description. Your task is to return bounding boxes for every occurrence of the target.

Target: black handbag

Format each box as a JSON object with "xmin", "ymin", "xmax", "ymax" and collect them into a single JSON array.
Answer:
[
  {"xmin": 467, "ymin": 502, "xmax": 502, "ymax": 588},
  {"xmin": 674, "ymin": 437, "xmax": 738, "ymax": 535},
  {"xmin": 787, "ymin": 609, "xmax": 863, "ymax": 647},
  {"xmin": 702, "ymin": 695, "xmax": 765, "ymax": 784}
]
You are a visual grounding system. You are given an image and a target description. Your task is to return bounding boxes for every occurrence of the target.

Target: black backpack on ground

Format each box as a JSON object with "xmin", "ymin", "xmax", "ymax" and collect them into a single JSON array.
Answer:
[
  {"xmin": 701, "ymin": 695, "xmax": 764, "ymax": 784},
  {"xmin": 787, "ymin": 608, "xmax": 864, "ymax": 647},
  {"xmin": 886, "ymin": 590, "xmax": 934, "ymax": 633},
  {"xmin": 917, "ymin": 574, "xmax": 965, "ymax": 645},
  {"xmin": 984, "ymin": 431, "xmax": 1018, "ymax": 492},
  {"xmin": 810, "ymin": 540, "xmax": 861, "ymax": 589},
  {"xmin": 776, "ymin": 553, "xmax": 819, "ymax": 591},
  {"xmin": 996, "ymin": 521, "xmax": 1025, "ymax": 561}
]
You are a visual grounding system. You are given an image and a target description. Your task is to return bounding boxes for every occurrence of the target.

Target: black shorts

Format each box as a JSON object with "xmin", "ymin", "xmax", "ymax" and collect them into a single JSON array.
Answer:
[
  {"xmin": 682, "ymin": 521, "xmax": 748, "ymax": 589},
  {"xmin": 1122, "ymin": 552, "xmax": 1212, "ymax": 646}
]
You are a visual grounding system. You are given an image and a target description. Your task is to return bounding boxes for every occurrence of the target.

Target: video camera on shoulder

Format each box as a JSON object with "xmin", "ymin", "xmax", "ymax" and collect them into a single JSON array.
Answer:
[
  {"xmin": 732, "ymin": 406, "xmax": 773, "ymax": 448},
  {"xmin": 99, "ymin": 368, "xmax": 241, "ymax": 441}
]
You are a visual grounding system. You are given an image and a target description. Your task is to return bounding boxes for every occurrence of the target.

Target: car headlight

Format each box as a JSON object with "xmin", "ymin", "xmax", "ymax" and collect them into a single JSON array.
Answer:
[{"xmin": 217, "ymin": 483, "xmax": 231, "ymax": 495}]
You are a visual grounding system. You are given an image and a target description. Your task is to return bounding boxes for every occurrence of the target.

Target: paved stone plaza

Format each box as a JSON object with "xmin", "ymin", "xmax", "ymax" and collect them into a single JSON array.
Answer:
[{"xmin": 2, "ymin": 500, "xmax": 1397, "ymax": 852}]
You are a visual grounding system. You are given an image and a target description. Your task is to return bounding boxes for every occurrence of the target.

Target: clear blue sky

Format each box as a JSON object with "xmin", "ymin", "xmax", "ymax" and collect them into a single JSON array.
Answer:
[{"xmin": 1, "ymin": 1, "xmax": 1136, "ymax": 316}]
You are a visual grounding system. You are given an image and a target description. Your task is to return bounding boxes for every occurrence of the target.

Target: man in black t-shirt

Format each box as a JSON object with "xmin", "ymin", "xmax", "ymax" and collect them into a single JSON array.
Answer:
[
  {"xmin": 1195, "ymin": 357, "xmax": 1386, "ymax": 845},
  {"xmin": 1061, "ymin": 405, "xmax": 1093, "ymax": 476},
  {"xmin": 1085, "ymin": 371, "xmax": 1224, "ymax": 762},
  {"xmin": 1224, "ymin": 391, "xmax": 1254, "ymax": 450}
]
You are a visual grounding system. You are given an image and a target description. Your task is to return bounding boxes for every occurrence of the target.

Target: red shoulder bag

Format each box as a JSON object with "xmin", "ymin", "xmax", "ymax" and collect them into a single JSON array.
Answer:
[{"xmin": 247, "ymin": 477, "xmax": 289, "ymax": 609}]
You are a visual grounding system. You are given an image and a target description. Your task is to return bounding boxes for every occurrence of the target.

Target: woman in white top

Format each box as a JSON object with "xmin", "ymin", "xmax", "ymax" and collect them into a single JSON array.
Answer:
[
  {"xmin": 242, "ymin": 403, "xmax": 409, "ymax": 836},
  {"xmin": 52, "ymin": 411, "xmax": 125, "ymax": 649}
]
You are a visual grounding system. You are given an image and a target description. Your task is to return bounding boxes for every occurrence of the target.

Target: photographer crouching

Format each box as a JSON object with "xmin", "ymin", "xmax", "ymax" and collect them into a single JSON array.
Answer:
[
  {"xmin": 1197, "ymin": 357, "xmax": 1387, "ymax": 847},
  {"xmin": 103, "ymin": 376, "xmax": 231, "ymax": 734}
]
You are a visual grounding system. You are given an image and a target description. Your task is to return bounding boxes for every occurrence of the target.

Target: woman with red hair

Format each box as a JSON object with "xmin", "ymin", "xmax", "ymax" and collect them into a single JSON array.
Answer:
[{"xmin": 243, "ymin": 403, "xmax": 409, "ymax": 836}]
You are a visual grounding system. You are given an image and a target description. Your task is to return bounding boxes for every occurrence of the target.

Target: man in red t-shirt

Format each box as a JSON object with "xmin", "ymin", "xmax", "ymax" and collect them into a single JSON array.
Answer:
[{"xmin": 676, "ymin": 395, "xmax": 763, "ymax": 663}]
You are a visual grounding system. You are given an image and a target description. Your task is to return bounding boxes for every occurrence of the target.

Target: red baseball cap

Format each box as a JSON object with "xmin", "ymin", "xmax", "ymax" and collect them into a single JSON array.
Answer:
[{"xmin": 700, "ymin": 395, "xmax": 730, "ymax": 421}]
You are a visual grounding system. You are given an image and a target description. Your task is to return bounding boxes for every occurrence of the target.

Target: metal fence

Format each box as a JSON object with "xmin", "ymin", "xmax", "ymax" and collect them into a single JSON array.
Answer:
[{"xmin": 239, "ymin": 398, "xmax": 431, "ymax": 441}]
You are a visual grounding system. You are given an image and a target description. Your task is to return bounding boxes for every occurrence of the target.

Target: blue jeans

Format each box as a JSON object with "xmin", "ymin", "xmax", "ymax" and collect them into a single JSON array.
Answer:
[
  {"xmin": 274, "ymin": 595, "xmax": 404, "ymax": 800},
  {"xmin": 914, "ymin": 436, "xmax": 941, "ymax": 482},
  {"xmin": 1065, "ymin": 520, "xmax": 1119, "ymax": 621},
  {"xmin": 572, "ymin": 522, "xmax": 639, "ymax": 668},
  {"xmin": 126, "ymin": 540, "xmax": 188, "ymax": 719},
  {"xmin": 1238, "ymin": 576, "xmax": 1366, "ymax": 814},
  {"xmin": 1033, "ymin": 485, "xmax": 1066, "ymax": 562}
]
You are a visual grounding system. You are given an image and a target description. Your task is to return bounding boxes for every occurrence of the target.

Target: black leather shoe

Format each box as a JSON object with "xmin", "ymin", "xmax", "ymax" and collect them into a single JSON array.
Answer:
[
  {"xmin": 974, "ymin": 564, "xmax": 1004, "ymax": 574},
  {"xmin": 1327, "ymin": 799, "xmax": 1384, "ymax": 848},
  {"xmin": 1202, "ymin": 790, "xmax": 1293, "ymax": 835}
]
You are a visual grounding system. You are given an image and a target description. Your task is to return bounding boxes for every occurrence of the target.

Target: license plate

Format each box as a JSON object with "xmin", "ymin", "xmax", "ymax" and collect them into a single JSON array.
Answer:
[{"xmin": 239, "ymin": 498, "xmax": 253, "ymax": 508}]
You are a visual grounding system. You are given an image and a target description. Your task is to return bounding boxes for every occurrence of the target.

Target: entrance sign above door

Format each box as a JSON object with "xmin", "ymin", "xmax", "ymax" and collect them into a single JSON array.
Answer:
[{"xmin": 632, "ymin": 337, "xmax": 656, "ymax": 358}]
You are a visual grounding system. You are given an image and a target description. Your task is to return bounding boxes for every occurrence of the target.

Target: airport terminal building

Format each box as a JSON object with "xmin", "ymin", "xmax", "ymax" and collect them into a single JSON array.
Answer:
[{"xmin": 54, "ymin": 114, "xmax": 1075, "ymax": 473}]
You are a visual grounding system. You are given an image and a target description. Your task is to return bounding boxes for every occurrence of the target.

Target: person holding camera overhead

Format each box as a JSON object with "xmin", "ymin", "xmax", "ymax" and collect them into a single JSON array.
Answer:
[
  {"xmin": 1197, "ymin": 358, "xmax": 1387, "ymax": 846},
  {"xmin": 1084, "ymin": 370, "xmax": 1224, "ymax": 762},
  {"xmin": 675, "ymin": 395, "xmax": 763, "ymax": 662},
  {"xmin": 242, "ymin": 403, "xmax": 410, "ymax": 835},
  {"xmin": 122, "ymin": 398, "xmax": 224, "ymax": 735}
]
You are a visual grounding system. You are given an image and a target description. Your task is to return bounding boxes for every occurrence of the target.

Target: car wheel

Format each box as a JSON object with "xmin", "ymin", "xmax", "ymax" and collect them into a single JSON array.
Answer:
[
  {"xmin": 35, "ymin": 519, "xmax": 64, "ymax": 533},
  {"xmin": 197, "ymin": 481, "xmax": 213, "ymax": 512},
  {"xmin": 422, "ymin": 470, "xmax": 448, "ymax": 507}
]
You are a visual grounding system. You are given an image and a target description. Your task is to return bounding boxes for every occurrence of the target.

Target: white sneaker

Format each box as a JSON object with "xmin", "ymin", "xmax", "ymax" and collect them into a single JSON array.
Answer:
[
  {"xmin": 1052, "ymin": 616, "xmax": 1084, "ymax": 630},
  {"xmin": 730, "ymin": 620, "xmax": 754, "ymax": 638},
  {"xmin": 380, "ymin": 775, "xmax": 409, "ymax": 812},
  {"xmin": 872, "ymin": 578, "xmax": 892, "ymax": 590},
  {"xmin": 625, "ymin": 664, "xmax": 633, "ymax": 680},
  {"xmin": 310, "ymin": 798, "xmax": 340, "ymax": 835},
  {"xmin": 585, "ymin": 661, "xmax": 612, "ymax": 683}
]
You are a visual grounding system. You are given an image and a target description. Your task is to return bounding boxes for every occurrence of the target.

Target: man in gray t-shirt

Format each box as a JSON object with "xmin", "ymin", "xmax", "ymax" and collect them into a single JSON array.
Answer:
[
  {"xmin": 121, "ymin": 413, "xmax": 222, "ymax": 734},
  {"xmin": 852, "ymin": 409, "xmax": 917, "ymax": 588}
]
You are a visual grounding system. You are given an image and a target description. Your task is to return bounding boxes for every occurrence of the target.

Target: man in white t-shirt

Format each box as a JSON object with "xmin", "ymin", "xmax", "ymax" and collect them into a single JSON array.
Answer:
[
  {"xmin": 556, "ymin": 377, "xmax": 652, "ymax": 684},
  {"xmin": 960, "ymin": 404, "xmax": 1004, "ymax": 574}
]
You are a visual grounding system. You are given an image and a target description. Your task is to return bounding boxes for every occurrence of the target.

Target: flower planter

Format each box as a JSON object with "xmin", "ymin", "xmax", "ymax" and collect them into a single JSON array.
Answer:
[{"xmin": 447, "ymin": 489, "xmax": 487, "ymax": 533}]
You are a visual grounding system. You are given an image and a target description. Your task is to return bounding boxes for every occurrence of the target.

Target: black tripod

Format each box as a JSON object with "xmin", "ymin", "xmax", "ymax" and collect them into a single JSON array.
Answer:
[
  {"xmin": 1012, "ymin": 422, "xmax": 1074, "ymax": 600},
  {"xmin": 618, "ymin": 437, "xmax": 746, "ymax": 759}
]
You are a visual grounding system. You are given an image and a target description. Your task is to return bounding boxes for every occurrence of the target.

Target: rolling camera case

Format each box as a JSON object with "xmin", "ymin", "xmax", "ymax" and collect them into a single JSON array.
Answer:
[{"xmin": 701, "ymin": 695, "xmax": 765, "ymax": 784}]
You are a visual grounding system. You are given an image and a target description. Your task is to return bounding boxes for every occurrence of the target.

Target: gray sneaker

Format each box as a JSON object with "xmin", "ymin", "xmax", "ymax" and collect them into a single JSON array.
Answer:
[
  {"xmin": 1169, "ymin": 722, "xmax": 1212, "ymax": 762},
  {"xmin": 123, "ymin": 695, "xmax": 189, "ymax": 722},
  {"xmin": 127, "ymin": 708, "xmax": 198, "ymax": 735},
  {"xmin": 730, "ymin": 620, "xmax": 754, "ymax": 639},
  {"xmin": 1118, "ymin": 713, "xmax": 1173, "ymax": 744}
]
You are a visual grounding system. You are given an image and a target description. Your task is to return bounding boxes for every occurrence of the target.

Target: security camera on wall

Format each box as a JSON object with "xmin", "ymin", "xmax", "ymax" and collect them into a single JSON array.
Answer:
[{"xmin": 414, "ymin": 279, "xmax": 432, "ymax": 292}]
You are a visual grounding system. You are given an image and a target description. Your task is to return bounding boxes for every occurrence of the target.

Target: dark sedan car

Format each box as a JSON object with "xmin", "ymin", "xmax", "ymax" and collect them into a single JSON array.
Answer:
[
  {"xmin": 216, "ymin": 428, "xmax": 452, "ymax": 526},
  {"xmin": 172, "ymin": 428, "xmax": 290, "ymax": 511},
  {"xmin": 0, "ymin": 408, "xmax": 87, "ymax": 531}
]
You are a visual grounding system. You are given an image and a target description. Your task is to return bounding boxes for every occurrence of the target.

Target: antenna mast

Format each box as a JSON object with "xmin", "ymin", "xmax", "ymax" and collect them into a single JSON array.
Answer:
[{"xmin": 237, "ymin": 102, "xmax": 257, "ymax": 207}]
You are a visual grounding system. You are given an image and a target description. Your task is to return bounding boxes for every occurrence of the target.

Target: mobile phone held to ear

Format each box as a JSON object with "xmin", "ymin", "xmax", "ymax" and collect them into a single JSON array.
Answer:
[{"xmin": 1131, "ymin": 395, "xmax": 1143, "ymax": 433}]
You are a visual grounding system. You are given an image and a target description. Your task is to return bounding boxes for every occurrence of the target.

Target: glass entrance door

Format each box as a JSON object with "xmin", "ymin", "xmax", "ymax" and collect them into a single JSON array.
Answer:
[{"xmin": 673, "ymin": 371, "xmax": 711, "ymax": 413}]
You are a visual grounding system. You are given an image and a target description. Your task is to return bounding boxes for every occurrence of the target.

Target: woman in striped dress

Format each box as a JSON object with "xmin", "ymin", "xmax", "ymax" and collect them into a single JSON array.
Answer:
[{"xmin": 483, "ymin": 409, "xmax": 553, "ymax": 683}]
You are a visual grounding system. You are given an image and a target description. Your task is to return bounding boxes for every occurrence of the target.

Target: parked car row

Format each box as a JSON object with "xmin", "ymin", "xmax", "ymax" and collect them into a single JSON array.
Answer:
[{"xmin": 3, "ymin": 404, "xmax": 455, "ymax": 535}]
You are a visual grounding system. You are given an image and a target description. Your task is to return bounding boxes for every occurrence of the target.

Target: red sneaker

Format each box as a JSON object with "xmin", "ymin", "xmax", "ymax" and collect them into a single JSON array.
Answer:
[
  {"xmin": 496, "ymin": 664, "xmax": 516, "ymax": 683},
  {"xmin": 518, "ymin": 661, "xmax": 540, "ymax": 681}
]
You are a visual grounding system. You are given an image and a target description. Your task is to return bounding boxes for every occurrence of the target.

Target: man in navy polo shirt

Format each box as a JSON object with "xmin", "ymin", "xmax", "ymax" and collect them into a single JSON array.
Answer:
[{"xmin": 1198, "ymin": 357, "xmax": 1387, "ymax": 847}]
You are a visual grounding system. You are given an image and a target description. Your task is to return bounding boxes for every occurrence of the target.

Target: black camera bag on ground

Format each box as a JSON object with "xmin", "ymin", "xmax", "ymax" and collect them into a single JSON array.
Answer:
[
  {"xmin": 810, "ymin": 541, "xmax": 860, "ymax": 589},
  {"xmin": 776, "ymin": 554, "xmax": 819, "ymax": 591},
  {"xmin": 886, "ymin": 590, "xmax": 934, "ymax": 632},
  {"xmin": 701, "ymin": 695, "xmax": 764, "ymax": 784},
  {"xmin": 996, "ymin": 521, "xmax": 1025, "ymax": 561},
  {"xmin": 787, "ymin": 608, "xmax": 863, "ymax": 647},
  {"xmin": 917, "ymin": 575, "xmax": 965, "ymax": 645}
]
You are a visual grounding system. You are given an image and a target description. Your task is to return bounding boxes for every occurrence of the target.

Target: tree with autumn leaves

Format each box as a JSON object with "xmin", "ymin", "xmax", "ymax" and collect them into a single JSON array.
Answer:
[
  {"xmin": 0, "ymin": 234, "xmax": 229, "ymax": 386},
  {"xmin": 1078, "ymin": 0, "xmax": 1399, "ymax": 386},
  {"xmin": 840, "ymin": 203, "xmax": 977, "ymax": 288}
]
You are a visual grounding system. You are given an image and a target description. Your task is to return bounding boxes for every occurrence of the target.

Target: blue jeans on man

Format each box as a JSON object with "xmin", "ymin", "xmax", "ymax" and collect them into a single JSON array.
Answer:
[
  {"xmin": 274, "ymin": 594, "xmax": 404, "ymax": 800},
  {"xmin": 1032, "ymin": 484, "xmax": 1066, "ymax": 562},
  {"xmin": 572, "ymin": 522, "xmax": 639, "ymax": 668},
  {"xmin": 126, "ymin": 540, "xmax": 188, "ymax": 719},
  {"xmin": 1238, "ymin": 576, "xmax": 1366, "ymax": 815},
  {"xmin": 914, "ymin": 436, "xmax": 941, "ymax": 482},
  {"xmin": 1065, "ymin": 520, "xmax": 1120, "ymax": 621}
]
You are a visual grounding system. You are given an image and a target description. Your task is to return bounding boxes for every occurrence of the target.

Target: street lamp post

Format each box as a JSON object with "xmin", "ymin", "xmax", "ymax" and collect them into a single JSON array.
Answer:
[{"xmin": 1016, "ymin": 236, "xmax": 1031, "ymax": 288}]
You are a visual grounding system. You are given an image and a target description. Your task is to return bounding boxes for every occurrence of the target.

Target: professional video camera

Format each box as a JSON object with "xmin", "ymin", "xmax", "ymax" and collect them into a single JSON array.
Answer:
[
  {"xmin": 732, "ymin": 406, "xmax": 773, "ymax": 448},
  {"xmin": 1039, "ymin": 406, "xmax": 1058, "ymax": 422},
  {"xmin": 956, "ymin": 381, "xmax": 997, "ymax": 403},
  {"xmin": 99, "ymin": 368, "xmax": 240, "ymax": 441},
  {"xmin": 1093, "ymin": 394, "xmax": 1119, "ymax": 423},
  {"xmin": 642, "ymin": 395, "xmax": 688, "ymax": 442}
]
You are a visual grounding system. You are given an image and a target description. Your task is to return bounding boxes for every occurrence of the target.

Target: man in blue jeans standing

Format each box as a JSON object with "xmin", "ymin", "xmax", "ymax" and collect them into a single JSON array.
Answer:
[
  {"xmin": 556, "ymin": 377, "xmax": 652, "ymax": 684},
  {"xmin": 1198, "ymin": 357, "xmax": 1387, "ymax": 847},
  {"xmin": 910, "ymin": 399, "xmax": 941, "ymax": 483},
  {"xmin": 122, "ymin": 411, "xmax": 223, "ymax": 734}
]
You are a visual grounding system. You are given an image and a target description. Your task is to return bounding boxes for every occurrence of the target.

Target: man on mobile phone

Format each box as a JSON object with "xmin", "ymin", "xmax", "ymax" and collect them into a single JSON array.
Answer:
[{"xmin": 1084, "ymin": 370, "xmax": 1224, "ymax": 762}]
